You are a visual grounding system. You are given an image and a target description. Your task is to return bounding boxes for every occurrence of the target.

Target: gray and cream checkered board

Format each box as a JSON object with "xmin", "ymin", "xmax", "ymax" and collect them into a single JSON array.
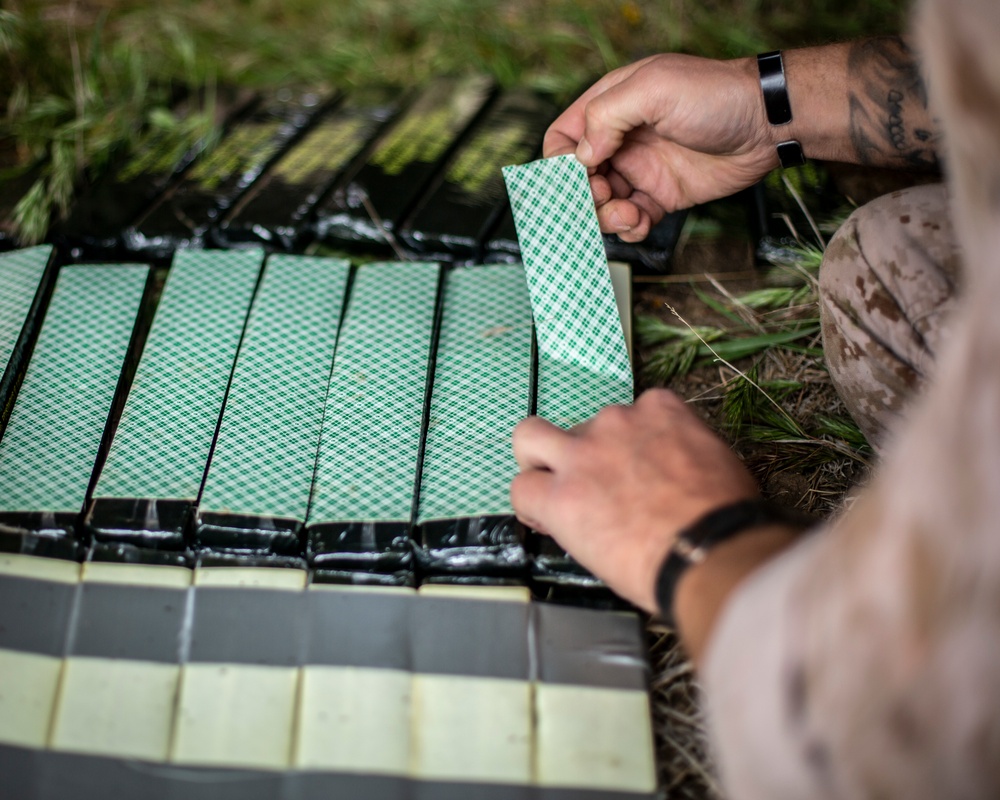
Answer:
[
  {"xmin": 94, "ymin": 249, "xmax": 263, "ymax": 503},
  {"xmin": 417, "ymin": 265, "xmax": 533, "ymax": 523},
  {"xmin": 0, "ymin": 558, "xmax": 657, "ymax": 798},
  {"xmin": 199, "ymin": 255, "xmax": 349, "ymax": 522},
  {"xmin": 308, "ymin": 262, "xmax": 440, "ymax": 525},
  {"xmin": 0, "ymin": 264, "xmax": 148, "ymax": 513},
  {"xmin": 503, "ymin": 154, "xmax": 632, "ymax": 386}
]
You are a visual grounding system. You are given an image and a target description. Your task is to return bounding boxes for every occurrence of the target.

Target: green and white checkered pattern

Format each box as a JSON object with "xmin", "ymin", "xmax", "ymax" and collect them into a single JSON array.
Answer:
[
  {"xmin": 199, "ymin": 255, "xmax": 349, "ymax": 521},
  {"xmin": 502, "ymin": 154, "xmax": 632, "ymax": 385},
  {"xmin": 0, "ymin": 264, "xmax": 148, "ymax": 513},
  {"xmin": 536, "ymin": 354, "xmax": 633, "ymax": 430},
  {"xmin": 94, "ymin": 249, "xmax": 263, "ymax": 502},
  {"xmin": 0, "ymin": 246, "xmax": 51, "ymax": 376},
  {"xmin": 308, "ymin": 262, "xmax": 440, "ymax": 524},
  {"xmin": 417, "ymin": 265, "xmax": 532, "ymax": 523}
]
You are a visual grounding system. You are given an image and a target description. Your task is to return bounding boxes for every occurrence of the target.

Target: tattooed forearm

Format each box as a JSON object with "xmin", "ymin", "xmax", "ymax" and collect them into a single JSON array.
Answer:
[{"xmin": 847, "ymin": 37, "xmax": 942, "ymax": 169}]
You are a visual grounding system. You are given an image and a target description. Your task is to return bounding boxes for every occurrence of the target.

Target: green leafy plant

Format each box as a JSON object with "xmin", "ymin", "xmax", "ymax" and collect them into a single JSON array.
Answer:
[{"xmin": 639, "ymin": 204, "xmax": 872, "ymax": 473}]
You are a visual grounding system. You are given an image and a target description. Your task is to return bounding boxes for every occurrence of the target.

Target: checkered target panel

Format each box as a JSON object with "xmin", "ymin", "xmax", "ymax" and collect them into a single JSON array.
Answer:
[{"xmin": 0, "ymin": 157, "xmax": 649, "ymax": 799}]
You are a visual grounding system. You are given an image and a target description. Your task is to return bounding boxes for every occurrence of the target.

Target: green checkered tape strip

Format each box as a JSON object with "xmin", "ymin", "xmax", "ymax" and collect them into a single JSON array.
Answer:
[
  {"xmin": 417, "ymin": 265, "xmax": 532, "ymax": 523},
  {"xmin": 537, "ymin": 353, "xmax": 633, "ymax": 430},
  {"xmin": 0, "ymin": 264, "xmax": 149, "ymax": 513},
  {"xmin": 537, "ymin": 261, "xmax": 633, "ymax": 429},
  {"xmin": 308, "ymin": 261, "xmax": 440, "ymax": 524},
  {"xmin": 199, "ymin": 255, "xmax": 350, "ymax": 521},
  {"xmin": 94, "ymin": 249, "xmax": 263, "ymax": 502},
  {"xmin": 0, "ymin": 246, "xmax": 51, "ymax": 377},
  {"xmin": 502, "ymin": 154, "xmax": 632, "ymax": 385}
]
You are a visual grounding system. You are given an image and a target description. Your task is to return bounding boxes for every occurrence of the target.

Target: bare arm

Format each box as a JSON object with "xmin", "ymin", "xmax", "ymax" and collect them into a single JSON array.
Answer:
[
  {"xmin": 849, "ymin": 37, "xmax": 941, "ymax": 168},
  {"xmin": 783, "ymin": 36, "xmax": 941, "ymax": 169},
  {"xmin": 545, "ymin": 37, "xmax": 942, "ymax": 241}
]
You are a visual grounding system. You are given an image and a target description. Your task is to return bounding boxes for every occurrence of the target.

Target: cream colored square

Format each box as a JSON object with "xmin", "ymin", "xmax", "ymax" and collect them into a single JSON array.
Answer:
[
  {"xmin": 608, "ymin": 261, "xmax": 634, "ymax": 361},
  {"xmin": 193, "ymin": 566, "xmax": 307, "ymax": 590},
  {"xmin": 411, "ymin": 674, "xmax": 532, "ymax": 784},
  {"xmin": 171, "ymin": 663, "xmax": 299, "ymax": 770},
  {"xmin": 82, "ymin": 561, "xmax": 191, "ymax": 589},
  {"xmin": 0, "ymin": 649, "xmax": 62, "ymax": 748},
  {"xmin": 308, "ymin": 583, "xmax": 415, "ymax": 597},
  {"xmin": 296, "ymin": 666, "xmax": 411, "ymax": 775},
  {"xmin": 0, "ymin": 553, "xmax": 80, "ymax": 583},
  {"xmin": 535, "ymin": 684, "xmax": 656, "ymax": 793},
  {"xmin": 416, "ymin": 583, "xmax": 531, "ymax": 604},
  {"xmin": 51, "ymin": 657, "xmax": 179, "ymax": 761}
]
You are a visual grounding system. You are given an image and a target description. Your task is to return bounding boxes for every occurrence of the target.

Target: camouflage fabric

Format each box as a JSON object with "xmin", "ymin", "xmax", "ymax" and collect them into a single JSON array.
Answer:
[
  {"xmin": 819, "ymin": 183, "xmax": 960, "ymax": 448},
  {"xmin": 706, "ymin": 0, "xmax": 1000, "ymax": 796}
]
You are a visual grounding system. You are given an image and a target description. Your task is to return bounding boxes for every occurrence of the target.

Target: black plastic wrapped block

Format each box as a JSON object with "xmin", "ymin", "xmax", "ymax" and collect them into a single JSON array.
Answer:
[
  {"xmin": 307, "ymin": 520, "xmax": 414, "ymax": 574},
  {"xmin": 399, "ymin": 90, "xmax": 556, "ymax": 262},
  {"xmin": 126, "ymin": 89, "xmax": 330, "ymax": 256},
  {"xmin": 315, "ymin": 76, "xmax": 494, "ymax": 254},
  {"xmin": 417, "ymin": 516, "xmax": 528, "ymax": 579},
  {"xmin": 53, "ymin": 87, "xmax": 258, "ymax": 258},
  {"xmin": 219, "ymin": 88, "xmax": 405, "ymax": 251}
]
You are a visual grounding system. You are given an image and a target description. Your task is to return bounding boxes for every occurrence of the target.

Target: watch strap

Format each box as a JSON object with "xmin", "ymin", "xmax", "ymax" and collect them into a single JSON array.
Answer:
[
  {"xmin": 757, "ymin": 50, "xmax": 807, "ymax": 168},
  {"xmin": 655, "ymin": 499, "xmax": 809, "ymax": 625},
  {"xmin": 757, "ymin": 50, "xmax": 793, "ymax": 125}
]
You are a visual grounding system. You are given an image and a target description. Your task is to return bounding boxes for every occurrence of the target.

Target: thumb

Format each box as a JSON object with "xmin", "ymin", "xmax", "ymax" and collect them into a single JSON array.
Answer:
[{"xmin": 576, "ymin": 80, "xmax": 650, "ymax": 167}]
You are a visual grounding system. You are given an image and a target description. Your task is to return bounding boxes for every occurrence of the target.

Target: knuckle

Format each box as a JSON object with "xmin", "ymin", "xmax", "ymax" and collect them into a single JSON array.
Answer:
[
  {"xmin": 509, "ymin": 471, "xmax": 529, "ymax": 508},
  {"xmin": 584, "ymin": 98, "xmax": 610, "ymax": 131},
  {"xmin": 638, "ymin": 387, "xmax": 677, "ymax": 408},
  {"xmin": 592, "ymin": 403, "xmax": 631, "ymax": 431},
  {"xmin": 511, "ymin": 417, "xmax": 532, "ymax": 447}
]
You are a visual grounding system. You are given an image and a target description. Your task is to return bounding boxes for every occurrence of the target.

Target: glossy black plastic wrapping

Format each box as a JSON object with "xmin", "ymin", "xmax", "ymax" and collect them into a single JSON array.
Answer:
[
  {"xmin": 314, "ymin": 76, "xmax": 494, "ymax": 254},
  {"xmin": 307, "ymin": 520, "xmax": 413, "ymax": 575},
  {"xmin": 52, "ymin": 87, "xmax": 259, "ymax": 259},
  {"xmin": 86, "ymin": 497, "xmax": 190, "ymax": 550},
  {"xmin": 417, "ymin": 514, "xmax": 528, "ymax": 580},
  {"xmin": 218, "ymin": 88, "xmax": 405, "ymax": 251},
  {"xmin": 0, "ymin": 527, "xmax": 83, "ymax": 560},
  {"xmin": 125, "ymin": 89, "xmax": 331, "ymax": 257},
  {"xmin": 195, "ymin": 512, "xmax": 303, "ymax": 556},
  {"xmin": 399, "ymin": 90, "xmax": 556, "ymax": 263}
]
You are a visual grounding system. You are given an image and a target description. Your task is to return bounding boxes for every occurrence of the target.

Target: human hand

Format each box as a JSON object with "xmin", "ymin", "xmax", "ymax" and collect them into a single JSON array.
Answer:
[
  {"xmin": 544, "ymin": 54, "xmax": 777, "ymax": 241},
  {"xmin": 511, "ymin": 389, "xmax": 758, "ymax": 614}
]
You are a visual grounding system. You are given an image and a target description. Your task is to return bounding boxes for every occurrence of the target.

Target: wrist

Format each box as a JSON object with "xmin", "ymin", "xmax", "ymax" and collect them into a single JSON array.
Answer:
[
  {"xmin": 775, "ymin": 44, "xmax": 855, "ymax": 163},
  {"xmin": 655, "ymin": 499, "xmax": 807, "ymax": 621},
  {"xmin": 756, "ymin": 51, "xmax": 806, "ymax": 167},
  {"xmin": 734, "ymin": 55, "xmax": 779, "ymax": 164},
  {"xmin": 673, "ymin": 521, "xmax": 804, "ymax": 665}
]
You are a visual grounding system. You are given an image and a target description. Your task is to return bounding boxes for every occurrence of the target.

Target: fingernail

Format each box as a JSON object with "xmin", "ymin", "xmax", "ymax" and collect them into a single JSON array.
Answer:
[
  {"xmin": 577, "ymin": 137, "xmax": 594, "ymax": 164},
  {"xmin": 611, "ymin": 210, "xmax": 632, "ymax": 232}
]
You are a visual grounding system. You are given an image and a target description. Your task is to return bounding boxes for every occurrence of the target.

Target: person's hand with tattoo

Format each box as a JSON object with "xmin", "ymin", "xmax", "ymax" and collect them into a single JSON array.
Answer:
[{"xmin": 546, "ymin": 37, "xmax": 941, "ymax": 242}]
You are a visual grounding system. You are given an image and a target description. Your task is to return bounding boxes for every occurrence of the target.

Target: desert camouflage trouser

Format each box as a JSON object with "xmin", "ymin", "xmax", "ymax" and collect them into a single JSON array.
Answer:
[{"xmin": 819, "ymin": 183, "xmax": 961, "ymax": 448}]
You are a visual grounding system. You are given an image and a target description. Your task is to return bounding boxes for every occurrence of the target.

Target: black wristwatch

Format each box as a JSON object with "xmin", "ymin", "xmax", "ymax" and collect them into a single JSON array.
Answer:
[
  {"xmin": 655, "ymin": 499, "xmax": 810, "ymax": 625},
  {"xmin": 757, "ymin": 51, "xmax": 807, "ymax": 168}
]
